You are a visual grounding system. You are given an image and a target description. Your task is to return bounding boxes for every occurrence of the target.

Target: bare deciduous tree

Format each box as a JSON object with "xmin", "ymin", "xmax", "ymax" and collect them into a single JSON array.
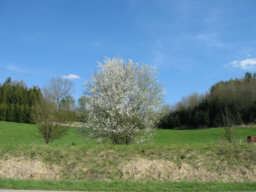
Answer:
[
  {"xmin": 44, "ymin": 77, "xmax": 74, "ymax": 111},
  {"xmin": 175, "ymin": 93, "xmax": 204, "ymax": 111}
]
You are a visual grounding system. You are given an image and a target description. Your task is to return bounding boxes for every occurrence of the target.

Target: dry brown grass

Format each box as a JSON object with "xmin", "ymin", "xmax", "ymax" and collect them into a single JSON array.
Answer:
[
  {"xmin": 1, "ymin": 144, "xmax": 256, "ymax": 182},
  {"xmin": 120, "ymin": 157, "xmax": 256, "ymax": 182},
  {"xmin": 0, "ymin": 157, "xmax": 60, "ymax": 180}
]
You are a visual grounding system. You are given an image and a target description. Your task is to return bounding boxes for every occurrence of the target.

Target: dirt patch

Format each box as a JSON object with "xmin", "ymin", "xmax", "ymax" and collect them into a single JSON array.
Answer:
[
  {"xmin": 121, "ymin": 158, "xmax": 256, "ymax": 182},
  {"xmin": 0, "ymin": 157, "xmax": 60, "ymax": 180}
]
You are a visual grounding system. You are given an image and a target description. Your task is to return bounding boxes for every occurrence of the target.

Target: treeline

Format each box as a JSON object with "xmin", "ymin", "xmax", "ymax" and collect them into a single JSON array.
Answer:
[
  {"xmin": 0, "ymin": 77, "xmax": 87, "ymax": 124},
  {"xmin": 158, "ymin": 72, "xmax": 256, "ymax": 129},
  {"xmin": 0, "ymin": 77, "xmax": 42, "ymax": 123}
]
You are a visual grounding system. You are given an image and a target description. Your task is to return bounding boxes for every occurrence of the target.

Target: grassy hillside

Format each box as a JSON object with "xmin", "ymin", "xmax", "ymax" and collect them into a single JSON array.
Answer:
[
  {"xmin": 0, "ymin": 121, "xmax": 88, "ymax": 147},
  {"xmin": 1, "ymin": 121, "xmax": 256, "ymax": 191},
  {"xmin": 1, "ymin": 121, "xmax": 255, "ymax": 147}
]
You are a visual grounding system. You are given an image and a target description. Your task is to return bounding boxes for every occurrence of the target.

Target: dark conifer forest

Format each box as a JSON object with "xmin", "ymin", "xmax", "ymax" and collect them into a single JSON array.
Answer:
[
  {"xmin": 0, "ymin": 77, "xmax": 42, "ymax": 123},
  {"xmin": 158, "ymin": 72, "xmax": 256, "ymax": 129}
]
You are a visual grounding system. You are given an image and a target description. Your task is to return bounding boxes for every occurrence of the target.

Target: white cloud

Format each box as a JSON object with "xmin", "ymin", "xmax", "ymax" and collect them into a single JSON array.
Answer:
[
  {"xmin": 3, "ymin": 64, "xmax": 46, "ymax": 76},
  {"xmin": 63, "ymin": 74, "xmax": 80, "ymax": 80},
  {"xmin": 195, "ymin": 33, "xmax": 224, "ymax": 48},
  {"xmin": 7, "ymin": 65, "xmax": 19, "ymax": 72},
  {"xmin": 6, "ymin": 65, "xmax": 26, "ymax": 73},
  {"xmin": 230, "ymin": 58, "xmax": 256, "ymax": 70}
]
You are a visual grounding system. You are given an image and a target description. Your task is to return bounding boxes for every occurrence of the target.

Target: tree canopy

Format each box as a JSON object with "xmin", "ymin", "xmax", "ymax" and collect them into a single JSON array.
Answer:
[
  {"xmin": 158, "ymin": 72, "xmax": 256, "ymax": 129},
  {"xmin": 0, "ymin": 77, "xmax": 42, "ymax": 123}
]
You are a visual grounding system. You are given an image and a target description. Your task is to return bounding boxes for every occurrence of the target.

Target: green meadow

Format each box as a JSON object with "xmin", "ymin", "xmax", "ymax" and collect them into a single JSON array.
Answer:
[
  {"xmin": 1, "ymin": 121, "xmax": 256, "ymax": 192},
  {"xmin": 1, "ymin": 121, "xmax": 255, "ymax": 147}
]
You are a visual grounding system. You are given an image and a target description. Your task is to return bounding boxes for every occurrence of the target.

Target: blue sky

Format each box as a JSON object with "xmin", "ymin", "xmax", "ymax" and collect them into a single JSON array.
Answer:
[{"xmin": 1, "ymin": 0, "xmax": 256, "ymax": 105}]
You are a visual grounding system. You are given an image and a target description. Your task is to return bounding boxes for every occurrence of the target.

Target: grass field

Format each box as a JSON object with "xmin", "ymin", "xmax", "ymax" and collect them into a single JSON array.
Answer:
[
  {"xmin": 1, "ymin": 121, "xmax": 256, "ymax": 191},
  {"xmin": 1, "ymin": 179, "xmax": 256, "ymax": 192},
  {"xmin": 1, "ymin": 121, "xmax": 255, "ymax": 147}
]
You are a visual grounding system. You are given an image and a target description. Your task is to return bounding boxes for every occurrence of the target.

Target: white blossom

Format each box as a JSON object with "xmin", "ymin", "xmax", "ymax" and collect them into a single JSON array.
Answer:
[{"xmin": 84, "ymin": 58, "xmax": 163, "ymax": 144}]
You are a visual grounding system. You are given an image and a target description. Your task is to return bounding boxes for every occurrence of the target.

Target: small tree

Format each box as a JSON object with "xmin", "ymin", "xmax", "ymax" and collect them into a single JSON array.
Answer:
[
  {"xmin": 77, "ymin": 96, "xmax": 89, "ymax": 122},
  {"xmin": 222, "ymin": 107, "xmax": 234, "ymax": 143},
  {"xmin": 60, "ymin": 95, "xmax": 75, "ymax": 111},
  {"xmin": 57, "ymin": 95, "xmax": 77, "ymax": 122},
  {"xmin": 84, "ymin": 58, "xmax": 163, "ymax": 144},
  {"xmin": 34, "ymin": 98, "xmax": 67, "ymax": 144}
]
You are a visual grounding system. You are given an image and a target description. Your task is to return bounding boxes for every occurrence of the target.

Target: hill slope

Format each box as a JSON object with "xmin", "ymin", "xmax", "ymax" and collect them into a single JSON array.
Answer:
[{"xmin": 0, "ymin": 121, "xmax": 256, "ymax": 182}]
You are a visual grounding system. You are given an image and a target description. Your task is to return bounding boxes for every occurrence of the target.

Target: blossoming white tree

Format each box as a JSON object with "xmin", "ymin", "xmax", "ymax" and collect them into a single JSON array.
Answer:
[{"xmin": 84, "ymin": 58, "xmax": 163, "ymax": 144}]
